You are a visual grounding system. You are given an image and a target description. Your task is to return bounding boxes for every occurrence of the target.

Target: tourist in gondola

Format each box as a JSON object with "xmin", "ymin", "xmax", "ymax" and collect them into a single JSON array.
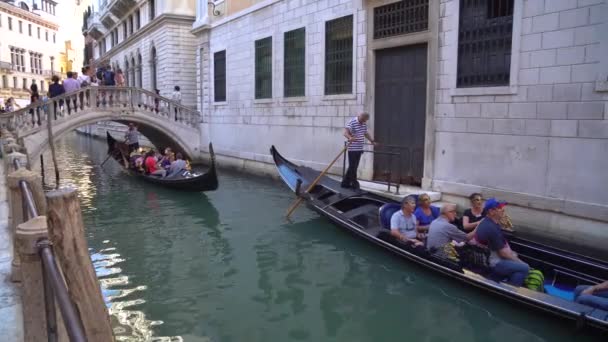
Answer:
[
  {"xmin": 575, "ymin": 280, "xmax": 608, "ymax": 310},
  {"xmin": 390, "ymin": 196, "xmax": 424, "ymax": 247},
  {"xmin": 167, "ymin": 153, "xmax": 187, "ymax": 177},
  {"xmin": 341, "ymin": 112, "xmax": 377, "ymax": 189},
  {"xmin": 475, "ymin": 198, "xmax": 529, "ymax": 286},
  {"xmin": 461, "ymin": 193, "xmax": 486, "ymax": 232},
  {"xmin": 124, "ymin": 123, "xmax": 140, "ymax": 153},
  {"xmin": 414, "ymin": 193, "xmax": 439, "ymax": 239},
  {"xmin": 160, "ymin": 147, "xmax": 174, "ymax": 170},
  {"xmin": 144, "ymin": 150, "xmax": 166, "ymax": 177},
  {"xmin": 427, "ymin": 204, "xmax": 477, "ymax": 256}
]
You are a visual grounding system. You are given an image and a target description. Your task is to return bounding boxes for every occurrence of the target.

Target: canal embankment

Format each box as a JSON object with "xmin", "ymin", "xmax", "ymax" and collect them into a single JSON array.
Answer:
[{"xmin": 0, "ymin": 141, "xmax": 24, "ymax": 342}]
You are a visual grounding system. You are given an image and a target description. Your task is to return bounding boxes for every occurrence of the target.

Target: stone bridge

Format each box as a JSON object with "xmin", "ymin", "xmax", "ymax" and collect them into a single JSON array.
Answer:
[{"xmin": 0, "ymin": 87, "xmax": 202, "ymax": 165}]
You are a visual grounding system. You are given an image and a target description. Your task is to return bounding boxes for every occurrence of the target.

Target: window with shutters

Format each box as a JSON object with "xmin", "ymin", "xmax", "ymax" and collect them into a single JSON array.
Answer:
[
  {"xmin": 284, "ymin": 28, "xmax": 305, "ymax": 97},
  {"xmin": 214, "ymin": 50, "xmax": 226, "ymax": 102},
  {"xmin": 324, "ymin": 15, "xmax": 353, "ymax": 95},
  {"xmin": 373, "ymin": 0, "xmax": 429, "ymax": 39},
  {"xmin": 255, "ymin": 37, "xmax": 272, "ymax": 99},
  {"xmin": 457, "ymin": 0, "xmax": 513, "ymax": 87}
]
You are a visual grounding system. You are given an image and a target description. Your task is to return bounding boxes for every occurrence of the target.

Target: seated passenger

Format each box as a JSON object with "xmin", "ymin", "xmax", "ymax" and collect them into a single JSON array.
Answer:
[
  {"xmin": 427, "ymin": 204, "xmax": 477, "ymax": 255},
  {"xmin": 414, "ymin": 193, "xmax": 439, "ymax": 239},
  {"xmin": 390, "ymin": 196, "xmax": 424, "ymax": 247},
  {"xmin": 144, "ymin": 150, "xmax": 166, "ymax": 177},
  {"xmin": 476, "ymin": 198, "xmax": 529, "ymax": 286},
  {"xmin": 462, "ymin": 193, "xmax": 486, "ymax": 232},
  {"xmin": 160, "ymin": 147, "xmax": 174, "ymax": 170},
  {"xmin": 574, "ymin": 280, "xmax": 608, "ymax": 310},
  {"xmin": 167, "ymin": 153, "xmax": 187, "ymax": 177}
]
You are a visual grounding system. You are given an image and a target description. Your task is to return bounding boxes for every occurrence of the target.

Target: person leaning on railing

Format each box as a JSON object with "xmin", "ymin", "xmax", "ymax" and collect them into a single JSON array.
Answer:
[{"xmin": 48, "ymin": 75, "xmax": 65, "ymax": 119}]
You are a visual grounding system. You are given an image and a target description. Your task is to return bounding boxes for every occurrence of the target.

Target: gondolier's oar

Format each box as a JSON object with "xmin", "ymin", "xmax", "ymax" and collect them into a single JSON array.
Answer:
[
  {"xmin": 285, "ymin": 144, "xmax": 349, "ymax": 219},
  {"xmin": 100, "ymin": 153, "xmax": 113, "ymax": 167}
]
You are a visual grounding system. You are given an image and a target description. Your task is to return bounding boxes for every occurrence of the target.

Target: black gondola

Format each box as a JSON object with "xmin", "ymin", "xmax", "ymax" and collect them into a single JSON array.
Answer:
[
  {"xmin": 270, "ymin": 145, "xmax": 608, "ymax": 333},
  {"xmin": 106, "ymin": 132, "xmax": 218, "ymax": 192}
]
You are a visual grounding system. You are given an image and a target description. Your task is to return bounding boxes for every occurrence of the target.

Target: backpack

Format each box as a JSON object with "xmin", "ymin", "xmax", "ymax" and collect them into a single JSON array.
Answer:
[
  {"xmin": 104, "ymin": 70, "xmax": 115, "ymax": 85},
  {"xmin": 524, "ymin": 269, "xmax": 545, "ymax": 292}
]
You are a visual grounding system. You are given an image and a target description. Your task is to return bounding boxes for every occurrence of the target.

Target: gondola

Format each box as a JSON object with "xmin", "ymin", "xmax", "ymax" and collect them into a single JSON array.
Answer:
[
  {"xmin": 106, "ymin": 132, "xmax": 218, "ymax": 192},
  {"xmin": 270, "ymin": 145, "xmax": 608, "ymax": 333}
]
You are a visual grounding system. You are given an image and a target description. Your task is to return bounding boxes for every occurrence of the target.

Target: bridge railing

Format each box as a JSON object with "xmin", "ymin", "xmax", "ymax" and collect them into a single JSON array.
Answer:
[{"xmin": 0, "ymin": 86, "xmax": 201, "ymax": 137}]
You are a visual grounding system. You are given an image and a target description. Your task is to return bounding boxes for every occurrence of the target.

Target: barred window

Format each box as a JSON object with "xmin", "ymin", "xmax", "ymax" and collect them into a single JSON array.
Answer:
[
  {"xmin": 457, "ymin": 0, "xmax": 513, "ymax": 87},
  {"xmin": 284, "ymin": 28, "xmax": 305, "ymax": 97},
  {"xmin": 325, "ymin": 15, "xmax": 353, "ymax": 95},
  {"xmin": 373, "ymin": 0, "xmax": 429, "ymax": 39},
  {"xmin": 214, "ymin": 50, "xmax": 226, "ymax": 102},
  {"xmin": 255, "ymin": 37, "xmax": 272, "ymax": 99}
]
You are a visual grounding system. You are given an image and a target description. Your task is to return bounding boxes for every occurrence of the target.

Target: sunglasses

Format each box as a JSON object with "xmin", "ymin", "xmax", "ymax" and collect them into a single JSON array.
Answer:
[{"xmin": 473, "ymin": 198, "xmax": 483, "ymax": 202}]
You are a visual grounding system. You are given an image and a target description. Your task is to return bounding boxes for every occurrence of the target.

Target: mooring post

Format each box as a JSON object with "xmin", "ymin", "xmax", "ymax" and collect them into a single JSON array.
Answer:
[
  {"xmin": 46, "ymin": 187, "xmax": 115, "ymax": 342},
  {"xmin": 7, "ymin": 168, "xmax": 46, "ymax": 282},
  {"xmin": 16, "ymin": 216, "xmax": 51, "ymax": 342}
]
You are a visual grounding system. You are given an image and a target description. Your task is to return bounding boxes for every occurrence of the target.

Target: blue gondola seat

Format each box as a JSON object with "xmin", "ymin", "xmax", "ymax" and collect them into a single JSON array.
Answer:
[{"xmin": 379, "ymin": 203, "xmax": 401, "ymax": 230}]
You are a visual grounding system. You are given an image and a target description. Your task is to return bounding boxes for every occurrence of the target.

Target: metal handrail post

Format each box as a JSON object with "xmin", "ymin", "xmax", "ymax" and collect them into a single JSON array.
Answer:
[
  {"xmin": 42, "ymin": 264, "xmax": 58, "ymax": 342},
  {"xmin": 38, "ymin": 242, "xmax": 87, "ymax": 342}
]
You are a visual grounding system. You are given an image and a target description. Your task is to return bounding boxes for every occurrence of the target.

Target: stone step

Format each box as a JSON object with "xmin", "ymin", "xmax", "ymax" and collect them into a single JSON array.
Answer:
[{"xmin": 327, "ymin": 176, "xmax": 442, "ymax": 203}]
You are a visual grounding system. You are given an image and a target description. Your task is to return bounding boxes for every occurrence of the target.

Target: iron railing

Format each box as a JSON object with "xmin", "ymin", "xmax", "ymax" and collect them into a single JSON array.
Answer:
[
  {"xmin": 341, "ymin": 142, "xmax": 402, "ymax": 194},
  {"xmin": 13, "ymin": 158, "xmax": 87, "ymax": 342}
]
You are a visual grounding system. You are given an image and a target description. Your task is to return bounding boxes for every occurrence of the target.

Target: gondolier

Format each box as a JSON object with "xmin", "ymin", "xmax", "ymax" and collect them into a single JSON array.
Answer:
[
  {"xmin": 125, "ymin": 123, "xmax": 140, "ymax": 153},
  {"xmin": 341, "ymin": 112, "xmax": 377, "ymax": 189}
]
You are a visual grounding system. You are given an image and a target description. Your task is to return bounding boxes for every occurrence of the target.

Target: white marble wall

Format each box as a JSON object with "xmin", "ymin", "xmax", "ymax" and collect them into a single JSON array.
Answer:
[
  {"xmin": 197, "ymin": 0, "xmax": 367, "ymax": 173},
  {"xmin": 434, "ymin": 0, "xmax": 608, "ymax": 222}
]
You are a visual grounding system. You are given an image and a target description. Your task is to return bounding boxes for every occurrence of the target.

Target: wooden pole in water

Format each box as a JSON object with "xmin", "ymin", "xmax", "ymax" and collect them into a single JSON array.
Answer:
[
  {"xmin": 39, "ymin": 154, "xmax": 46, "ymax": 186},
  {"xmin": 45, "ymin": 187, "xmax": 115, "ymax": 342},
  {"xmin": 47, "ymin": 101, "xmax": 60, "ymax": 189},
  {"xmin": 285, "ymin": 145, "xmax": 348, "ymax": 219}
]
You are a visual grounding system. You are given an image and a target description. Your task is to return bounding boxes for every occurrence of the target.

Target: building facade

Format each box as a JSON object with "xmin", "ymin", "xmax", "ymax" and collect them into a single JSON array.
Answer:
[
  {"xmin": 193, "ymin": 0, "xmax": 608, "ymax": 248},
  {"xmin": 82, "ymin": 0, "xmax": 198, "ymax": 107},
  {"xmin": 0, "ymin": 0, "xmax": 60, "ymax": 107}
]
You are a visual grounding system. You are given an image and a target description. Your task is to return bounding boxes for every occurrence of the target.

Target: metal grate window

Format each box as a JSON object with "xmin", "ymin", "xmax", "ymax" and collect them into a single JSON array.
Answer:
[
  {"xmin": 255, "ymin": 37, "xmax": 273, "ymax": 99},
  {"xmin": 214, "ymin": 50, "xmax": 226, "ymax": 102},
  {"xmin": 325, "ymin": 15, "xmax": 353, "ymax": 95},
  {"xmin": 373, "ymin": 0, "xmax": 429, "ymax": 39},
  {"xmin": 284, "ymin": 28, "xmax": 305, "ymax": 97},
  {"xmin": 457, "ymin": 0, "xmax": 513, "ymax": 88}
]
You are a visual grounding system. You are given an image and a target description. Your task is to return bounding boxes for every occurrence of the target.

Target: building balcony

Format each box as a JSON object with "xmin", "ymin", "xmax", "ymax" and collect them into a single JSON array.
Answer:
[
  {"xmin": 100, "ymin": 10, "xmax": 118, "ymax": 30},
  {"xmin": 107, "ymin": 0, "xmax": 138, "ymax": 19},
  {"xmin": 83, "ymin": 11, "xmax": 106, "ymax": 40},
  {"xmin": 0, "ymin": 61, "xmax": 14, "ymax": 73}
]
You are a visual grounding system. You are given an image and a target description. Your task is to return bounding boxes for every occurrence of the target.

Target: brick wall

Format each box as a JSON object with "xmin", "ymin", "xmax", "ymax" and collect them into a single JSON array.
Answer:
[{"xmin": 435, "ymin": 0, "xmax": 607, "ymax": 218}]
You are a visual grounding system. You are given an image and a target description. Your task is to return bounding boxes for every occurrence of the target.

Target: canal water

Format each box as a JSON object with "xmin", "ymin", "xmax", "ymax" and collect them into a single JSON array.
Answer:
[{"xmin": 36, "ymin": 132, "xmax": 604, "ymax": 342}]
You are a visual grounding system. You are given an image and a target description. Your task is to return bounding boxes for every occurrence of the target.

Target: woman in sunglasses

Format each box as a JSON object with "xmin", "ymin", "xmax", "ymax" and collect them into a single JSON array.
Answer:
[
  {"xmin": 413, "ymin": 193, "xmax": 440, "ymax": 239},
  {"xmin": 462, "ymin": 193, "xmax": 486, "ymax": 232}
]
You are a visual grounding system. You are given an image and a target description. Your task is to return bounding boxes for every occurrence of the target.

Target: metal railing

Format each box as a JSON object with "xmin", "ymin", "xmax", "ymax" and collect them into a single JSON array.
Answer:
[
  {"xmin": 341, "ymin": 142, "xmax": 402, "ymax": 194},
  {"xmin": 13, "ymin": 158, "xmax": 87, "ymax": 342}
]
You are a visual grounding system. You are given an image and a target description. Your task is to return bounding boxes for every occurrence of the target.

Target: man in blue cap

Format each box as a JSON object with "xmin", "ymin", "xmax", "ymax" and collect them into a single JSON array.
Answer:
[{"xmin": 475, "ymin": 198, "xmax": 529, "ymax": 286}]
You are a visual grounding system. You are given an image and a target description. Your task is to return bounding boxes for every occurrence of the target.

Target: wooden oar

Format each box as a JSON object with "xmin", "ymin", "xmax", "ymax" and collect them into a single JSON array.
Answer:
[
  {"xmin": 285, "ymin": 144, "xmax": 349, "ymax": 219},
  {"xmin": 100, "ymin": 153, "xmax": 113, "ymax": 167}
]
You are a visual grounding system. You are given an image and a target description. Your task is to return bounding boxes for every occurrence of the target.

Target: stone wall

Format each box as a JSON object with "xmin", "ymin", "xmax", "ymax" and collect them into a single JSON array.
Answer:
[
  {"xmin": 434, "ymin": 0, "xmax": 608, "ymax": 226},
  {"xmin": 196, "ymin": 0, "xmax": 367, "ymax": 173},
  {"xmin": 102, "ymin": 18, "xmax": 199, "ymax": 108}
]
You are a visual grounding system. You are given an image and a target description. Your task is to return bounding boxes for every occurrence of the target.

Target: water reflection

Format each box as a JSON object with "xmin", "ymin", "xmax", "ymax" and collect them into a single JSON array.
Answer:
[{"xmin": 36, "ymin": 133, "xmax": 605, "ymax": 342}]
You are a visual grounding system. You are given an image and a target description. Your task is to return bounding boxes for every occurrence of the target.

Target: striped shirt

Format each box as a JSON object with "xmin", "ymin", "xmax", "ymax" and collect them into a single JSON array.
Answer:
[{"xmin": 345, "ymin": 117, "xmax": 368, "ymax": 151}]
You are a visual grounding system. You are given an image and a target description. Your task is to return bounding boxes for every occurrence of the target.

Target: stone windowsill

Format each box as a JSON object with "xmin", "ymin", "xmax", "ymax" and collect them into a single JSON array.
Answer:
[
  {"xmin": 282, "ymin": 96, "xmax": 308, "ymax": 103},
  {"xmin": 213, "ymin": 101, "xmax": 227, "ymax": 107},
  {"xmin": 322, "ymin": 94, "xmax": 357, "ymax": 101},
  {"xmin": 450, "ymin": 86, "xmax": 518, "ymax": 97},
  {"xmin": 595, "ymin": 80, "xmax": 608, "ymax": 92},
  {"xmin": 253, "ymin": 98, "xmax": 274, "ymax": 104}
]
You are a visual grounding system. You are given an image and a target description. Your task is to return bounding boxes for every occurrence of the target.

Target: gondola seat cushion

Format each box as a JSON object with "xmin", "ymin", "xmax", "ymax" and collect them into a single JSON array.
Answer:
[{"xmin": 379, "ymin": 203, "xmax": 401, "ymax": 230}]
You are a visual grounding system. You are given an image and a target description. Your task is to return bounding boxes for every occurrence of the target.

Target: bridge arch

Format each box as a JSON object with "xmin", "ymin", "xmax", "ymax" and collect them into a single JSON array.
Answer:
[{"xmin": 0, "ymin": 87, "xmax": 202, "ymax": 167}]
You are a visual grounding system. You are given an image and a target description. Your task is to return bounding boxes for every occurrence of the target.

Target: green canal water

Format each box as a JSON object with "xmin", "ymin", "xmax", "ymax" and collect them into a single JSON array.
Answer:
[{"xmin": 36, "ymin": 132, "xmax": 604, "ymax": 341}]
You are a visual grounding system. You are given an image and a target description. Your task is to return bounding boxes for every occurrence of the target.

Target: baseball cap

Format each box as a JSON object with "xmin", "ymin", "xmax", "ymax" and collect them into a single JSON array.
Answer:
[{"xmin": 484, "ymin": 198, "xmax": 507, "ymax": 211}]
